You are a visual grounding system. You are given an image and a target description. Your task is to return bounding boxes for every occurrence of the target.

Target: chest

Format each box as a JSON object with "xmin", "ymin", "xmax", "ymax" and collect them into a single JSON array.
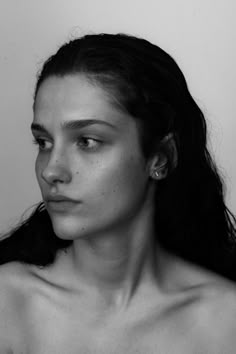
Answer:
[
  {"xmin": 22, "ymin": 324, "xmax": 201, "ymax": 354},
  {"xmin": 17, "ymin": 300, "xmax": 211, "ymax": 354}
]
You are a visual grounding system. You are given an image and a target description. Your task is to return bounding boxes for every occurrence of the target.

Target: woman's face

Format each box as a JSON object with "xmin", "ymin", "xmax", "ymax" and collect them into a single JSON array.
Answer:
[{"xmin": 32, "ymin": 74, "xmax": 153, "ymax": 239}]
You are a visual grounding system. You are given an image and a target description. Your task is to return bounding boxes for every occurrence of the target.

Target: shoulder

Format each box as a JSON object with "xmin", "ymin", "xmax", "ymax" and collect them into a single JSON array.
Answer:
[
  {"xmin": 0, "ymin": 261, "xmax": 31, "ymax": 313},
  {"xmin": 0, "ymin": 260, "xmax": 58, "ymax": 308},
  {"xmin": 191, "ymin": 280, "xmax": 236, "ymax": 352},
  {"xmin": 0, "ymin": 262, "xmax": 38, "ymax": 350},
  {"xmin": 163, "ymin": 253, "xmax": 236, "ymax": 351},
  {"xmin": 181, "ymin": 261, "xmax": 236, "ymax": 351},
  {"xmin": 180, "ymin": 255, "xmax": 236, "ymax": 314}
]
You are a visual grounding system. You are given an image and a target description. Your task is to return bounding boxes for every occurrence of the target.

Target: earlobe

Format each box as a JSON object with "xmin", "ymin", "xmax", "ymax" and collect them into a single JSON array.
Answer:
[
  {"xmin": 149, "ymin": 133, "xmax": 178, "ymax": 180},
  {"xmin": 150, "ymin": 168, "xmax": 163, "ymax": 180},
  {"xmin": 150, "ymin": 159, "xmax": 168, "ymax": 180}
]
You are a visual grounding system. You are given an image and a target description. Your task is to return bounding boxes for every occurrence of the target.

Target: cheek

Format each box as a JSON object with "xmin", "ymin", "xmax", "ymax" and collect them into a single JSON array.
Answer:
[{"xmin": 88, "ymin": 154, "xmax": 147, "ymax": 205}]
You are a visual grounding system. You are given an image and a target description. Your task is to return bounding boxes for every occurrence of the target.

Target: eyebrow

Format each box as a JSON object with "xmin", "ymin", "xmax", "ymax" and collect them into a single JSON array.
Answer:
[{"xmin": 31, "ymin": 119, "xmax": 117, "ymax": 133}]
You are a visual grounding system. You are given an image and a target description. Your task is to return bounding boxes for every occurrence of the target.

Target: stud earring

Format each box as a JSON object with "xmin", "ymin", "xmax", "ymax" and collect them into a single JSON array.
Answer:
[{"xmin": 151, "ymin": 169, "xmax": 159, "ymax": 179}]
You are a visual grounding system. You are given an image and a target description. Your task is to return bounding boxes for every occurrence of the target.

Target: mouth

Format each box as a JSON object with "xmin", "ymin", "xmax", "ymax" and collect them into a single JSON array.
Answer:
[{"xmin": 44, "ymin": 196, "xmax": 81, "ymax": 212}]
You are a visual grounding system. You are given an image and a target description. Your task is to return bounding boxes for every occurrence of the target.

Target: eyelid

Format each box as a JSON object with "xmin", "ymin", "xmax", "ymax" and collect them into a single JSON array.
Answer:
[
  {"xmin": 32, "ymin": 135, "xmax": 52, "ymax": 143},
  {"xmin": 31, "ymin": 128, "xmax": 51, "ymax": 137},
  {"xmin": 76, "ymin": 136, "xmax": 103, "ymax": 150},
  {"xmin": 32, "ymin": 137, "xmax": 53, "ymax": 151}
]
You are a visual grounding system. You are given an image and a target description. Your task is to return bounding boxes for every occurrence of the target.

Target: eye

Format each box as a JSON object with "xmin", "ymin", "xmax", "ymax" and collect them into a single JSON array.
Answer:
[
  {"xmin": 32, "ymin": 137, "xmax": 53, "ymax": 151},
  {"xmin": 76, "ymin": 137, "xmax": 102, "ymax": 151}
]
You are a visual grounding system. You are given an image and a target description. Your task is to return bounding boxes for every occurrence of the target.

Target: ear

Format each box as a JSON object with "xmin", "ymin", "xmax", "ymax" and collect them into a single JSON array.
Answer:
[{"xmin": 149, "ymin": 133, "xmax": 178, "ymax": 180}]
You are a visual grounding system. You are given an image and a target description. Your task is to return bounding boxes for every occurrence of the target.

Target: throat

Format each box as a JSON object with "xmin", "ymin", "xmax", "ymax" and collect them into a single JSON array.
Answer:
[{"xmin": 62, "ymin": 233, "xmax": 157, "ymax": 311}]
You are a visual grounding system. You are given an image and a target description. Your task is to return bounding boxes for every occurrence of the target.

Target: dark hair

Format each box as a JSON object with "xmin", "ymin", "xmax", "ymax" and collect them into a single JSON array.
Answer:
[{"xmin": 1, "ymin": 33, "xmax": 236, "ymax": 279}]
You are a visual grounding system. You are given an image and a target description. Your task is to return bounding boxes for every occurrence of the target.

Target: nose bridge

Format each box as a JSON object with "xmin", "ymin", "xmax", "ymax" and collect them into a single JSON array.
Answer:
[{"xmin": 42, "ymin": 144, "xmax": 71, "ymax": 184}]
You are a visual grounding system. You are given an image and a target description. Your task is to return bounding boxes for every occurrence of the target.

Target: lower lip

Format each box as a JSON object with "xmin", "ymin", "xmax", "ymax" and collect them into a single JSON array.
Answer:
[{"xmin": 46, "ymin": 201, "xmax": 80, "ymax": 212}]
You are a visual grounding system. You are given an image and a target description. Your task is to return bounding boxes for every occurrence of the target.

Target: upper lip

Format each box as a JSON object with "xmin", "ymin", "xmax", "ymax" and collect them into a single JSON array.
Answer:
[{"xmin": 45, "ymin": 195, "xmax": 79, "ymax": 202}]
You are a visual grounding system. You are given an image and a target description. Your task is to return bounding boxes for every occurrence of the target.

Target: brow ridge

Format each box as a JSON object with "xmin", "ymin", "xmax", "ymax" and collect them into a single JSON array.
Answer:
[{"xmin": 31, "ymin": 119, "xmax": 116, "ymax": 133}]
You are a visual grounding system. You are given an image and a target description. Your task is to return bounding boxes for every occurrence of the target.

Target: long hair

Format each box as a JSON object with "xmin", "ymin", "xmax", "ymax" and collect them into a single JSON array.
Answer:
[{"xmin": 1, "ymin": 33, "xmax": 235, "ymax": 278}]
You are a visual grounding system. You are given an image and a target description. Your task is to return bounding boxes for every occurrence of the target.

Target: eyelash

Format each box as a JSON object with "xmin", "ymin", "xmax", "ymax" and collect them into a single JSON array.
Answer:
[
  {"xmin": 32, "ymin": 137, "xmax": 103, "ymax": 152},
  {"xmin": 76, "ymin": 137, "xmax": 103, "ymax": 150},
  {"xmin": 32, "ymin": 138, "xmax": 51, "ymax": 151}
]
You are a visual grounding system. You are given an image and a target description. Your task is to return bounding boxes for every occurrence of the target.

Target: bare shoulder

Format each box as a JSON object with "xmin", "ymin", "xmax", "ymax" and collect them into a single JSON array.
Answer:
[
  {"xmin": 0, "ymin": 260, "xmax": 34, "ymax": 296},
  {"xmin": 0, "ymin": 261, "xmax": 30, "ymax": 315},
  {"xmin": 171, "ymin": 257, "xmax": 236, "ymax": 352},
  {"xmin": 0, "ymin": 262, "xmax": 35, "ymax": 351},
  {"xmin": 201, "ymin": 275, "xmax": 236, "ymax": 343},
  {"xmin": 190, "ymin": 277, "xmax": 236, "ymax": 353}
]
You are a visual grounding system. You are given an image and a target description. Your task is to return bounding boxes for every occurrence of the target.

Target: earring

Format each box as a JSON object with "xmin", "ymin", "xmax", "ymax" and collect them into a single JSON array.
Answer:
[{"xmin": 151, "ymin": 169, "xmax": 159, "ymax": 179}]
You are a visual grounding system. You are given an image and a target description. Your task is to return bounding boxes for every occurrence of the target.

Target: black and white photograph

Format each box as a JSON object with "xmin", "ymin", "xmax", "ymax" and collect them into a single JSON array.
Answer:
[{"xmin": 0, "ymin": 1, "xmax": 236, "ymax": 353}]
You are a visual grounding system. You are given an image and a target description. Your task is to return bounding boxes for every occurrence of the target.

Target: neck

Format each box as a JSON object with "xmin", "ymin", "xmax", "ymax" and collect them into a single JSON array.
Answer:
[{"xmin": 59, "ymin": 202, "xmax": 160, "ymax": 310}]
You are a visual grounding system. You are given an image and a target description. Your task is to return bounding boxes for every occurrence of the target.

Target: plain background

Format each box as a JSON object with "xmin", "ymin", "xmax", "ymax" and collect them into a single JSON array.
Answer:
[{"xmin": 0, "ymin": 0, "xmax": 235, "ymax": 234}]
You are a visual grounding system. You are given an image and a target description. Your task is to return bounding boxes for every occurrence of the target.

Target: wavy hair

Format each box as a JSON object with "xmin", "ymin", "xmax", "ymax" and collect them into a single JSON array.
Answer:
[{"xmin": 1, "ymin": 33, "xmax": 235, "ymax": 279}]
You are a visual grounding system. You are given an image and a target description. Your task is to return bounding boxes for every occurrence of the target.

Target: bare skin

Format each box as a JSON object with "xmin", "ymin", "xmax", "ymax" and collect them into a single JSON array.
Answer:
[
  {"xmin": 1, "ymin": 253, "xmax": 236, "ymax": 354},
  {"xmin": 1, "ymin": 74, "xmax": 236, "ymax": 353}
]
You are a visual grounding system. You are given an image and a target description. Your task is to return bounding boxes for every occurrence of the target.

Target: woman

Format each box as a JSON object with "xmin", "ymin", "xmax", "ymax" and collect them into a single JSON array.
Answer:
[{"xmin": 0, "ymin": 33, "xmax": 236, "ymax": 353}]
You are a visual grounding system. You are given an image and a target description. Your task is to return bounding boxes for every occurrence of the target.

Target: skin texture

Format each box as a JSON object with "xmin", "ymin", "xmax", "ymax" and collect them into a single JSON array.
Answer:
[
  {"xmin": 1, "ymin": 74, "xmax": 236, "ymax": 353},
  {"xmin": 32, "ymin": 74, "xmax": 164, "ymax": 305},
  {"xmin": 33, "ymin": 75, "xmax": 155, "ymax": 243}
]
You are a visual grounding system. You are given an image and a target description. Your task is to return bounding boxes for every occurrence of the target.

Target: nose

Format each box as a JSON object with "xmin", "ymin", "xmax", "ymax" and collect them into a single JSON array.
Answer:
[{"xmin": 41, "ymin": 153, "xmax": 72, "ymax": 186}]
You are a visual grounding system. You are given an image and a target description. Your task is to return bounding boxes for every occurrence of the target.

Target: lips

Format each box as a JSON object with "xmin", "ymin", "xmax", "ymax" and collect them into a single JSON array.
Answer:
[
  {"xmin": 44, "ymin": 195, "xmax": 80, "ymax": 212},
  {"xmin": 45, "ymin": 194, "xmax": 78, "ymax": 202}
]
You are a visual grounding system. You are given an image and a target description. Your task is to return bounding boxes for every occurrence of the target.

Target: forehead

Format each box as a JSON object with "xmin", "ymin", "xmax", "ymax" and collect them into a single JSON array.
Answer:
[{"xmin": 34, "ymin": 74, "xmax": 130, "ymax": 128}]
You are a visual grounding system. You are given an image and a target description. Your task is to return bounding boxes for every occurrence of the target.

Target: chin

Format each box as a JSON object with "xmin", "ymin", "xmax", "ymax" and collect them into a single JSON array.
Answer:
[{"xmin": 50, "ymin": 214, "xmax": 93, "ymax": 240}]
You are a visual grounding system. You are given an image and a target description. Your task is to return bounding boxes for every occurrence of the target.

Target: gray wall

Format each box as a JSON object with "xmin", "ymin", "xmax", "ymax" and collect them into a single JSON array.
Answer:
[{"xmin": 0, "ymin": 0, "xmax": 235, "ymax": 232}]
